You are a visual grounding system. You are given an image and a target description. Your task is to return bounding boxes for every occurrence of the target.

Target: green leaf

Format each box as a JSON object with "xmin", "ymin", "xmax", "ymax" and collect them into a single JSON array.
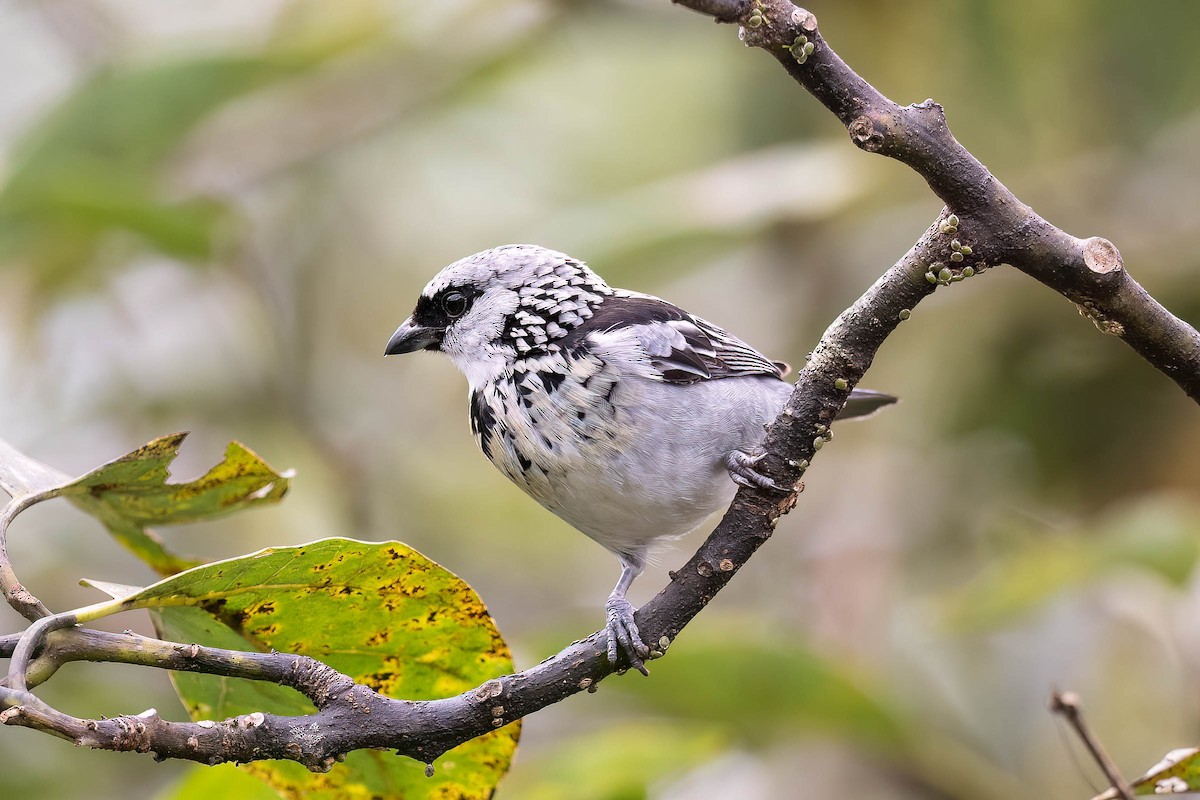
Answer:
[
  {"xmin": 1092, "ymin": 748, "xmax": 1200, "ymax": 798},
  {"xmin": 60, "ymin": 433, "xmax": 291, "ymax": 575},
  {"xmin": 123, "ymin": 538, "xmax": 518, "ymax": 799},
  {"xmin": 156, "ymin": 605, "xmax": 317, "ymax": 719}
]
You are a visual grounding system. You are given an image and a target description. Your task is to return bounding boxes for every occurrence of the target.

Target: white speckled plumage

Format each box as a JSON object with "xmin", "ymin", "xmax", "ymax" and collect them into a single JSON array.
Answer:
[{"xmin": 385, "ymin": 244, "xmax": 894, "ymax": 672}]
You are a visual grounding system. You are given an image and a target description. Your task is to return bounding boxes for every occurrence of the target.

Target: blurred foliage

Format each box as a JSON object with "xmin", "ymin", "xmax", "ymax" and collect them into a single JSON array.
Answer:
[
  {"xmin": 941, "ymin": 496, "xmax": 1200, "ymax": 631},
  {"xmin": 0, "ymin": 56, "xmax": 268, "ymax": 282},
  {"xmin": 496, "ymin": 721, "xmax": 728, "ymax": 800},
  {"xmin": 614, "ymin": 635, "xmax": 904, "ymax": 749},
  {"xmin": 1, "ymin": 0, "xmax": 1199, "ymax": 798},
  {"xmin": 0, "ymin": 0, "xmax": 389, "ymax": 293}
]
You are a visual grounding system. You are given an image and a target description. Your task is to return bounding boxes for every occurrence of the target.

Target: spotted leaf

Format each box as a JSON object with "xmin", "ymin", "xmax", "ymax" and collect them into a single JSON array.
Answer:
[
  {"xmin": 128, "ymin": 538, "xmax": 518, "ymax": 799},
  {"xmin": 59, "ymin": 432, "xmax": 291, "ymax": 575}
]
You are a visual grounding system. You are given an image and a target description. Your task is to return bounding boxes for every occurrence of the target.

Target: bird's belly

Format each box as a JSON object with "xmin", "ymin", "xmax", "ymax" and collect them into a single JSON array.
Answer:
[
  {"xmin": 535, "ymin": 448, "xmax": 738, "ymax": 556},
  {"xmin": 483, "ymin": 373, "xmax": 790, "ymax": 559}
]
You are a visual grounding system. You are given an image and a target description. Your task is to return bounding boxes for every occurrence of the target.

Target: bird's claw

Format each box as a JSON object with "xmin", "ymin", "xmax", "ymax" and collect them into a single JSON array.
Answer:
[
  {"xmin": 605, "ymin": 596, "xmax": 650, "ymax": 676},
  {"xmin": 726, "ymin": 449, "xmax": 792, "ymax": 492}
]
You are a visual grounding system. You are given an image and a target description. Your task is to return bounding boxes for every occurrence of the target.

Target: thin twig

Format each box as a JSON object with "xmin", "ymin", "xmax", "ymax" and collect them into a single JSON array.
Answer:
[
  {"xmin": 0, "ymin": 493, "xmax": 55, "ymax": 621},
  {"xmin": 1049, "ymin": 690, "xmax": 1135, "ymax": 800},
  {"xmin": 2, "ymin": 626, "xmax": 353, "ymax": 702}
]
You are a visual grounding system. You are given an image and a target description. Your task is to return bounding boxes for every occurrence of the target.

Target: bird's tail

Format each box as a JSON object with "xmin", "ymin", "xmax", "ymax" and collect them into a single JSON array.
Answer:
[{"xmin": 838, "ymin": 388, "xmax": 898, "ymax": 420}]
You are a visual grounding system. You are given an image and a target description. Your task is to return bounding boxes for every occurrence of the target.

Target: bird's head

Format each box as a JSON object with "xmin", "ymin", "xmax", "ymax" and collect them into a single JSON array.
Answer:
[{"xmin": 384, "ymin": 244, "xmax": 611, "ymax": 385}]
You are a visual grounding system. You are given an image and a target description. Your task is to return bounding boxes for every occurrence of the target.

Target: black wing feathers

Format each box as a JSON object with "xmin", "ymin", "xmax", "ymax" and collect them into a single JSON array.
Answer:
[{"xmin": 560, "ymin": 294, "xmax": 784, "ymax": 385}]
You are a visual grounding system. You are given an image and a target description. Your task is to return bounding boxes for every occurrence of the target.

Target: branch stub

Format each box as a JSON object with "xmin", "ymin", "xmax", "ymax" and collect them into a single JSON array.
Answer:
[{"xmin": 1082, "ymin": 237, "xmax": 1123, "ymax": 276}]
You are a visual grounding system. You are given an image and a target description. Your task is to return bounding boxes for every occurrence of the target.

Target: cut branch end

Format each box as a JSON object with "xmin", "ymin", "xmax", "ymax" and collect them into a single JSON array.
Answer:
[{"xmin": 1082, "ymin": 237, "xmax": 1123, "ymax": 276}]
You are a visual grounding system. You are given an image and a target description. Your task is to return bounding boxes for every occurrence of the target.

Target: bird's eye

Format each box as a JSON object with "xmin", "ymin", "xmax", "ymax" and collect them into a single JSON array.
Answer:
[{"xmin": 441, "ymin": 290, "xmax": 469, "ymax": 318}]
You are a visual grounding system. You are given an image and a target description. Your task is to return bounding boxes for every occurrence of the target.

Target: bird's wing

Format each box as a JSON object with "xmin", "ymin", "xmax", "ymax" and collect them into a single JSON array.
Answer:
[{"xmin": 560, "ymin": 292, "xmax": 784, "ymax": 385}]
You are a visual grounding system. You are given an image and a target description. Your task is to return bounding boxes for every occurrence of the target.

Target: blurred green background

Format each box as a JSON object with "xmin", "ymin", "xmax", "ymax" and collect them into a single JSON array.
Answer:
[{"xmin": 2, "ymin": 0, "xmax": 1199, "ymax": 797}]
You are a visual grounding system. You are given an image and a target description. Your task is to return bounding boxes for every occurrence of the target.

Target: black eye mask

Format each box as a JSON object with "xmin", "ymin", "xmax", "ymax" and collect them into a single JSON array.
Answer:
[{"xmin": 410, "ymin": 286, "xmax": 483, "ymax": 330}]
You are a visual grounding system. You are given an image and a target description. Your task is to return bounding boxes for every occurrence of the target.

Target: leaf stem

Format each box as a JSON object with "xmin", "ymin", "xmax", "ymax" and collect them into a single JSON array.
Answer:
[{"xmin": 5, "ymin": 599, "xmax": 124, "ymax": 692}]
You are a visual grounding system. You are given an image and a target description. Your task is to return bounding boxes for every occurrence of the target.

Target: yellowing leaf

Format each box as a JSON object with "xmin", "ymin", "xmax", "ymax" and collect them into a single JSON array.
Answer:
[
  {"xmin": 60, "ymin": 433, "xmax": 291, "ymax": 575},
  {"xmin": 121, "ymin": 538, "xmax": 518, "ymax": 799}
]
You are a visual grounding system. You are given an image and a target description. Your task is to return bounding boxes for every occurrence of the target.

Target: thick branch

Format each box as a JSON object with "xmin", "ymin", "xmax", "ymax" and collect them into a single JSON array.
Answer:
[
  {"xmin": 670, "ymin": 0, "xmax": 749, "ymax": 22},
  {"xmin": 678, "ymin": 0, "xmax": 1200, "ymax": 402}
]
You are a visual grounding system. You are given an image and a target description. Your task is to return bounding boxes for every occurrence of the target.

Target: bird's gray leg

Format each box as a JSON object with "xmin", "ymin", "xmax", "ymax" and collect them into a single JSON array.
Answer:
[
  {"xmin": 606, "ymin": 556, "xmax": 650, "ymax": 676},
  {"xmin": 726, "ymin": 449, "xmax": 791, "ymax": 492}
]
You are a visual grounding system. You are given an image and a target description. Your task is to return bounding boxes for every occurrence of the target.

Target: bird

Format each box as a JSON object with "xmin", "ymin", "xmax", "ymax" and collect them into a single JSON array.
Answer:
[{"xmin": 384, "ymin": 244, "xmax": 895, "ymax": 674}]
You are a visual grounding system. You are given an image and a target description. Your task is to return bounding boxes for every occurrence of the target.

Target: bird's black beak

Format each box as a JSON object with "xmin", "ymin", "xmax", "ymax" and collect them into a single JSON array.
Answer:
[{"xmin": 384, "ymin": 318, "xmax": 442, "ymax": 355}]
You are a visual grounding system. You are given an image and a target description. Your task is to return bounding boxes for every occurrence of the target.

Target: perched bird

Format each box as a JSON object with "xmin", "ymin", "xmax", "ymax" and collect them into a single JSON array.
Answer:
[{"xmin": 385, "ymin": 245, "xmax": 894, "ymax": 674}]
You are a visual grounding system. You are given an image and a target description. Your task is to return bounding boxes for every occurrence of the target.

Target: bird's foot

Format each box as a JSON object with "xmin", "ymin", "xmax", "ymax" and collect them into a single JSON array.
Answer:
[
  {"xmin": 605, "ymin": 595, "xmax": 650, "ymax": 676},
  {"xmin": 726, "ymin": 449, "xmax": 792, "ymax": 492}
]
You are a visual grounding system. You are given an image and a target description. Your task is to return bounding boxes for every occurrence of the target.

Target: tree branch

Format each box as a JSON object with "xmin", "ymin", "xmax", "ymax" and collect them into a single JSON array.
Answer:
[
  {"xmin": 670, "ymin": 0, "xmax": 749, "ymax": 22},
  {"xmin": 0, "ymin": 493, "xmax": 54, "ymax": 622},
  {"xmin": 680, "ymin": 0, "xmax": 1200, "ymax": 402},
  {"xmin": 0, "ymin": 627, "xmax": 347, "ymax": 698},
  {"xmin": 0, "ymin": 439, "xmax": 73, "ymax": 621}
]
